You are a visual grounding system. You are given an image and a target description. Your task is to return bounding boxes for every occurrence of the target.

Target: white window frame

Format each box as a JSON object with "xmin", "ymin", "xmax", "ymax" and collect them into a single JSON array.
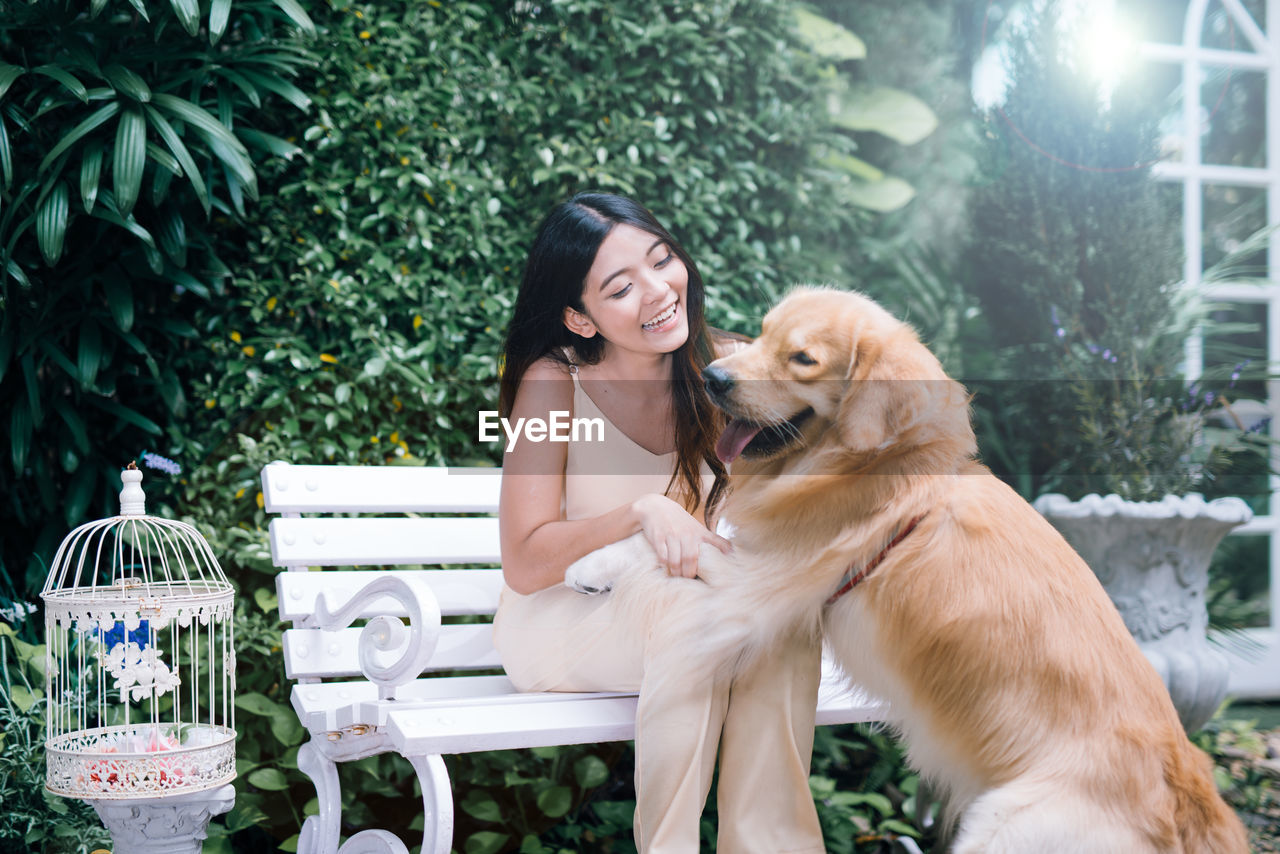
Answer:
[{"xmin": 1140, "ymin": 0, "xmax": 1280, "ymax": 698}]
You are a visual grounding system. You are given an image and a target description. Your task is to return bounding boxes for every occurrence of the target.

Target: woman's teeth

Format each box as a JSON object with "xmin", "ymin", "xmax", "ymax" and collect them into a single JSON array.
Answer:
[{"xmin": 643, "ymin": 303, "xmax": 678, "ymax": 331}]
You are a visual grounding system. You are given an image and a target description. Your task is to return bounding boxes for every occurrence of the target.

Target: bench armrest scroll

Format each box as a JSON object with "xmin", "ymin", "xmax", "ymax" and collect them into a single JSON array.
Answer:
[{"xmin": 314, "ymin": 575, "xmax": 443, "ymax": 700}]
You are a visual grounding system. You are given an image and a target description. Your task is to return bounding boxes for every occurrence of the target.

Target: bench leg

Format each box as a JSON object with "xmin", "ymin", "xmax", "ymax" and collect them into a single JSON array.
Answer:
[
  {"xmin": 407, "ymin": 754, "xmax": 454, "ymax": 854},
  {"xmin": 298, "ymin": 739, "xmax": 342, "ymax": 854}
]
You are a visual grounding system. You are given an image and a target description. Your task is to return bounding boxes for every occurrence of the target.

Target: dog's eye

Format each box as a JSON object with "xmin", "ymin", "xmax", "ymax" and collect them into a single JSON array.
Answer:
[{"xmin": 790, "ymin": 351, "xmax": 817, "ymax": 366}]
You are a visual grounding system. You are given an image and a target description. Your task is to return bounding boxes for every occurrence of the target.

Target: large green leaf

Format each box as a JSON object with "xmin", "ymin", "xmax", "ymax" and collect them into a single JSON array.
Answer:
[
  {"xmin": 0, "ymin": 115, "xmax": 11, "ymax": 189},
  {"xmin": 151, "ymin": 93, "xmax": 248, "ymax": 157},
  {"xmin": 112, "ymin": 107, "xmax": 147, "ymax": 217},
  {"xmin": 144, "ymin": 105, "xmax": 209, "ymax": 214},
  {"xmin": 85, "ymin": 394, "xmax": 163, "ymax": 435},
  {"xmin": 64, "ymin": 465, "xmax": 96, "ymax": 526},
  {"xmin": 35, "ymin": 181, "xmax": 69, "ymax": 266},
  {"xmin": 103, "ymin": 64, "xmax": 152, "ymax": 103},
  {"xmin": 0, "ymin": 63, "xmax": 24, "ymax": 101},
  {"xmin": 39, "ymin": 101, "xmax": 121, "ymax": 174},
  {"xmin": 793, "ymin": 8, "xmax": 865, "ymax": 61},
  {"xmin": 103, "ymin": 275, "xmax": 134, "ymax": 332},
  {"xmin": 829, "ymin": 84, "xmax": 938, "ymax": 146},
  {"xmin": 91, "ymin": 190, "xmax": 158, "ymax": 249},
  {"xmin": 209, "ymin": 0, "xmax": 232, "ymax": 44},
  {"xmin": 237, "ymin": 69, "xmax": 311, "ymax": 111},
  {"xmin": 236, "ymin": 127, "xmax": 302, "ymax": 160},
  {"xmin": 78, "ymin": 319, "xmax": 102, "ymax": 388},
  {"xmin": 10, "ymin": 398, "xmax": 30, "ymax": 473},
  {"xmin": 269, "ymin": 0, "xmax": 317, "ymax": 35},
  {"xmin": 52, "ymin": 397, "xmax": 91, "ymax": 454},
  {"xmin": 79, "ymin": 141, "xmax": 103, "ymax": 212},
  {"xmin": 843, "ymin": 175, "xmax": 916, "ymax": 212},
  {"xmin": 157, "ymin": 207, "xmax": 187, "ymax": 266},
  {"xmin": 169, "ymin": 0, "xmax": 201, "ymax": 37},
  {"xmin": 32, "ymin": 65, "xmax": 88, "ymax": 103}
]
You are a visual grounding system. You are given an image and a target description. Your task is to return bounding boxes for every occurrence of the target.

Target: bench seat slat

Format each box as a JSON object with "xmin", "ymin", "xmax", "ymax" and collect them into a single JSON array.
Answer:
[
  {"xmin": 385, "ymin": 684, "xmax": 886, "ymax": 756},
  {"xmin": 277, "ymin": 569, "xmax": 504, "ymax": 621},
  {"xmin": 262, "ymin": 465, "xmax": 501, "ymax": 514},
  {"xmin": 293, "ymin": 663, "xmax": 887, "ymax": 737},
  {"xmin": 291, "ymin": 674, "xmax": 633, "ymax": 732},
  {"xmin": 269, "ymin": 517, "xmax": 501, "ymax": 566},
  {"xmin": 283, "ymin": 624, "xmax": 500, "ymax": 679}
]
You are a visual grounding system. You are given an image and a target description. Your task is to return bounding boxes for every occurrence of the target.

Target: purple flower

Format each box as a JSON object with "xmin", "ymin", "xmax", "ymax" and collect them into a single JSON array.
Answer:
[{"xmin": 139, "ymin": 451, "xmax": 181, "ymax": 476}]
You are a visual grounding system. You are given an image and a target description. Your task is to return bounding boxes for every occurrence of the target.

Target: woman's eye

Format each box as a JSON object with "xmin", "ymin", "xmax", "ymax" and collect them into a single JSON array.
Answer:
[
  {"xmin": 790, "ymin": 351, "xmax": 817, "ymax": 366},
  {"xmin": 654, "ymin": 252, "xmax": 674, "ymax": 269},
  {"xmin": 610, "ymin": 283, "xmax": 632, "ymax": 299}
]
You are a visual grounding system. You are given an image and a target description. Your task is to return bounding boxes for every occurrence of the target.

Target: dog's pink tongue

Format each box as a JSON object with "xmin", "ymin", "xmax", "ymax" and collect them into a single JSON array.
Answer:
[{"xmin": 716, "ymin": 419, "xmax": 761, "ymax": 464}]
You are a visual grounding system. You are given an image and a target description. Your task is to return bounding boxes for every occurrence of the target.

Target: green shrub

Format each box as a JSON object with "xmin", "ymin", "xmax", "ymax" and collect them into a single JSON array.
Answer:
[{"xmin": 0, "ymin": 0, "xmax": 314, "ymax": 596}]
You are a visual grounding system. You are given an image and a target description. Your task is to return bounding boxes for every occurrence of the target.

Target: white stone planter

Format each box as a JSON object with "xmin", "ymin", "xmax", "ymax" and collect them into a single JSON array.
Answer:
[{"xmin": 1033, "ymin": 492, "xmax": 1252, "ymax": 733}]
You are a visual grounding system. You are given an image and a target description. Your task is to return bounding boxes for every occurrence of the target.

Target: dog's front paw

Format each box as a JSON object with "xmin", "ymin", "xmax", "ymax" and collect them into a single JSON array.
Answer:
[
  {"xmin": 564, "ymin": 535, "xmax": 654, "ymax": 595},
  {"xmin": 565, "ymin": 551, "xmax": 616, "ymax": 594}
]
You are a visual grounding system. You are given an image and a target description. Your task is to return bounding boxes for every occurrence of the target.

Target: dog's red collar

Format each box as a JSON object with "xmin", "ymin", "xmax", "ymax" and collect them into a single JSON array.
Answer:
[{"xmin": 826, "ymin": 514, "xmax": 927, "ymax": 606}]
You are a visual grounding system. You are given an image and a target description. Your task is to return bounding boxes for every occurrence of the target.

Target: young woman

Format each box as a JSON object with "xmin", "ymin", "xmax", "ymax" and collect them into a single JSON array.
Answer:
[{"xmin": 492, "ymin": 192, "xmax": 824, "ymax": 853}]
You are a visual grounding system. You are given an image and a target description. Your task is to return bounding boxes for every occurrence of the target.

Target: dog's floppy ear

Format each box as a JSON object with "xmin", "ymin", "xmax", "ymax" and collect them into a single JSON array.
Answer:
[{"xmin": 837, "ymin": 326, "xmax": 962, "ymax": 455}]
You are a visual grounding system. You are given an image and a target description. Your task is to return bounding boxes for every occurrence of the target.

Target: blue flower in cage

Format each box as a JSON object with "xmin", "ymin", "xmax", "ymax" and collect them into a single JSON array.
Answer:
[{"xmin": 98, "ymin": 620, "xmax": 150, "ymax": 651}]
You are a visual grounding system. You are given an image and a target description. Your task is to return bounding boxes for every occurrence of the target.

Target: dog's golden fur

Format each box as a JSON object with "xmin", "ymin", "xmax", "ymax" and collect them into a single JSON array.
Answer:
[{"xmin": 566, "ymin": 287, "xmax": 1248, "ymax": 852}]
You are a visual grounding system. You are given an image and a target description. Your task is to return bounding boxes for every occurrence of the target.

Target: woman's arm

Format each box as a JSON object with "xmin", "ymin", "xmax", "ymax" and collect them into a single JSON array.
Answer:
[
  {"xmin": 498, "ymin": 358, "xmax": 645, "ymax": 594},
  {"xmin": 498, "ymin": 358, "xmax": 731, "ymax": 594}
]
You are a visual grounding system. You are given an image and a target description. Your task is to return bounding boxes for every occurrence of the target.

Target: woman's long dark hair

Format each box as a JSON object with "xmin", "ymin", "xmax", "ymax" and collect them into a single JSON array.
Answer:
[{"xmin": 499, "ymin": 192, "xmax": 729, "ymax": 524}]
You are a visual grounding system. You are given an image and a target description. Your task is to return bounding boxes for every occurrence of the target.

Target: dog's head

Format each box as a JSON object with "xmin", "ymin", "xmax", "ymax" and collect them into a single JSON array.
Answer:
[{"xmin": 706, "ymin": 288, "xmax": 975, "ymax": 465}]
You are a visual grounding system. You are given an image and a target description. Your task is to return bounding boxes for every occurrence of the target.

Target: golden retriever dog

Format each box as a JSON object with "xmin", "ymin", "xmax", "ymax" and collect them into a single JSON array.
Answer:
[{"xmin": 565, "ymin": 288, "xmax": 1248, "ymax": 853}]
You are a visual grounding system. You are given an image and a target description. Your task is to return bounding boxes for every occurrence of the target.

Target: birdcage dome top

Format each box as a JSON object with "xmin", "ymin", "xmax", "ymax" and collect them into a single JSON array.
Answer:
[{"xmin": 41, "ymin": 465, "xmax": 233, "ymax": 627}]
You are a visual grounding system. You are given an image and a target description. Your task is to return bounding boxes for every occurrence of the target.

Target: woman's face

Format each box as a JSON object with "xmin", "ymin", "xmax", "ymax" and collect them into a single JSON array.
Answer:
[{"xmin": 566, "ymin": 223, "xmax": 690, "ymax": 357}]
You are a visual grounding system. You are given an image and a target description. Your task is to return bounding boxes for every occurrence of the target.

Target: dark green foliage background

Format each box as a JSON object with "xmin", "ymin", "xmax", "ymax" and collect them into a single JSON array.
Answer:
[{"xmin": 1, "ymin": 0, "xmax": 948, "ymax": 851}]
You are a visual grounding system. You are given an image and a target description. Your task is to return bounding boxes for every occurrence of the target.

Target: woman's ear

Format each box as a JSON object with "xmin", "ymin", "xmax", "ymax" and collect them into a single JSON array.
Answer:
[{"xmin": 563, "ymin": 307, "xmax": 597, "ymax": 339}]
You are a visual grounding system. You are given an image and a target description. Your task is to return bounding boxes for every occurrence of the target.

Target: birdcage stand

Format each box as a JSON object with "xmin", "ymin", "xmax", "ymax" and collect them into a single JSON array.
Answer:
[{"xmin": 89, "ymin": 783, "xmax": 235, "ymax": 854}]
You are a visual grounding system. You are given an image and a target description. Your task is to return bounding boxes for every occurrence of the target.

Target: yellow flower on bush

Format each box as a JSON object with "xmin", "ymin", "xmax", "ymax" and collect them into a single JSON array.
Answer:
[
  {"xmin": 359, "ymin": 30, "xmax": 371, "ymax": 39},
  {"xmin": 266, "ymin": 296, "xmax": 278, "ymax": 311},
  {"xmin": 243, "ymin": 345, "xmax": 256, "ymax": 357},
  {"xmin": 400, "ymin": 156, "xmax": 410, "ymax": 166},
  {"xmin": 413, "ymin": 314, "xmax": 423, "ymax": 330},
  {"xmin": 256, "ymin": 491, "xmax": 265, "ymax": 509},
  {"xmin": 375, "ymin": 119, "xmax": 383, "ymax": 130},
  {"xmin": 370, "ymin": 436, "xmax": 380, "ymax": 444},
  {"xmin": 204, "ymin": 398, "xmax": 216, "ymax": 409},
  {"xmin": 235, "ymin": 487, "xmax": 246, "ymax": 499},
  {"xmin": 320, "ymin": 353, "xmax": 338, "ymax": 364},
  {"xmin": 230, "ymin": 331, "xmax": 242, "ymax": 343},
  {"xmin": 389, "ymin": 431, "xmax": 400, "ymax": 445}
]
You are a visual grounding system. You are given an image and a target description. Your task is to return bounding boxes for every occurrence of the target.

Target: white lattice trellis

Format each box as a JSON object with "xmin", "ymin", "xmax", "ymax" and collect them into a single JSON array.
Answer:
[{"xmin": 1140, "ymin": 0, "xmax": 1280, "ymax": 698}]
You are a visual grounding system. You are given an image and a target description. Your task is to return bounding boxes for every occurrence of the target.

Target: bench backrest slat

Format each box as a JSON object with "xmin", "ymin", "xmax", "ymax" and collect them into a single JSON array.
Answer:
[
  {"xmin": 277, "ymin": 569, "xmax": 504, "ymax": 620},
  {"xmin": 262, "ymin": 464, "xmax": 501, "ymax": 513},
  {"xmin": 269, "ymin": 517, "xmax": 501, "ymax": 567},
  {"xmin": 283, "ymin": 624, "xmax": 501, "ymax": 679}
]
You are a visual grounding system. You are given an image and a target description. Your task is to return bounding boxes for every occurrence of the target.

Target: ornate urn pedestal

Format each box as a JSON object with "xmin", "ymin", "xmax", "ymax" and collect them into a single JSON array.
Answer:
[{"xmin": 1033, "ymin": 493, "xmax": 1252, "ymax": 733}]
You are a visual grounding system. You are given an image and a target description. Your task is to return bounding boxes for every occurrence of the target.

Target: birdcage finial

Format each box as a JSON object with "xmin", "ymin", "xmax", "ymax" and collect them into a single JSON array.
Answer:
[{"xmin": 119, "ymin": 463, "xmax": 145, "ymax": 516}]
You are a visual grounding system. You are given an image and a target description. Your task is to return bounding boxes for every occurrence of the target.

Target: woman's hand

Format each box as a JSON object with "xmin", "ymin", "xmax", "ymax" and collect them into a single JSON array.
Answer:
[{"xmin": 632, "ymin": 493, "xmax": 733, "ymax": 579}]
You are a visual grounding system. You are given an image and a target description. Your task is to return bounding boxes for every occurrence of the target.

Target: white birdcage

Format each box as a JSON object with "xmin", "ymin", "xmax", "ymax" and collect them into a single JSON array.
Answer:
[{"xmin": 41, "ymin": 463, "xmax": 236, "ymax": 809}]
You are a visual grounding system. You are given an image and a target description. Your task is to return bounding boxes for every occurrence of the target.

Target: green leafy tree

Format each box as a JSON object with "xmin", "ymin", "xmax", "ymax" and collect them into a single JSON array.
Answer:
[
  {"xmin": 961, "ymin": 12, "xmax": 1218, "ymax": 501},
  {"xmin": 0, "ymin": 0, "xmax": 314, "ymax": 597}
]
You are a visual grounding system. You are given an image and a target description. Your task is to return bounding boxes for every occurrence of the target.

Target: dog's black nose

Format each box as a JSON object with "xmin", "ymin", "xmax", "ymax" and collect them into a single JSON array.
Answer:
[{"xmin": 703, "ymin": 364, "xmax": 734, "ymax": 400}]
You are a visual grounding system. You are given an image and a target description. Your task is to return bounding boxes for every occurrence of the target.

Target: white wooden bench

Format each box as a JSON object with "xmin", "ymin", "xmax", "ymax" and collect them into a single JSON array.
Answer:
[{"xmin": 263, "ymin": 461, "xmax": 887, "ymax": 854}]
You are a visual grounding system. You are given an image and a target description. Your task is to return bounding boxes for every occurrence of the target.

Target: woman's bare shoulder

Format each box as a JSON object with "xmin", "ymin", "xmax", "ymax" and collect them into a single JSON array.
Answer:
[
  {"xmin": 512, "ymin": 355, "xmax": 574, "ymax": 413},
  {"xmin": 522, "ymin": 355, "xmax": 575, "ymax": 382}
]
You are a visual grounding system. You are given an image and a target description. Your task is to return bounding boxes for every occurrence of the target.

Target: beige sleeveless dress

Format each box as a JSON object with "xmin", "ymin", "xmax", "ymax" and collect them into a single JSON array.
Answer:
[{"xmin": 491, "ymin": 365, "xmax": 825, "ymax": 854}]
